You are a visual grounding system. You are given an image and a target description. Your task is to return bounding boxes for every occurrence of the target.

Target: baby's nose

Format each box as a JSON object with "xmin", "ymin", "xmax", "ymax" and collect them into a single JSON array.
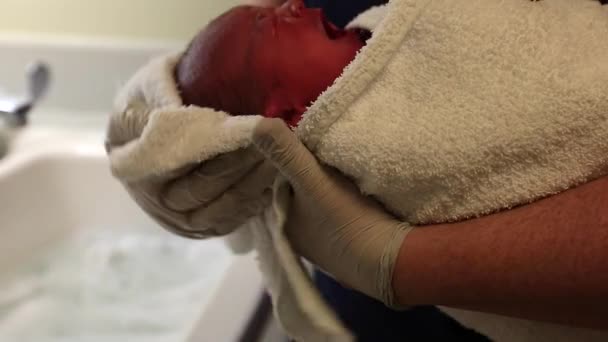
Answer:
[{"xmin": 276, "ymin": 0, "xmax": 305, "ymax": 18}]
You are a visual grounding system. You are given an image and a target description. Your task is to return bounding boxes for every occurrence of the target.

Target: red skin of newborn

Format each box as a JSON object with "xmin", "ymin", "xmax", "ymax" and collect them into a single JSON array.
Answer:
[{"xmin": 175, "ymin": 0, "xmax": 367, "ymax": 127}]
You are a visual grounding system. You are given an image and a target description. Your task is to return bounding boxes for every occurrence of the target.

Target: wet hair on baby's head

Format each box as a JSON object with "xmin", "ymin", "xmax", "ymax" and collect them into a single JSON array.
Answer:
[{"xmin": 175, "ymin": 7, "xmax": 265, "ymax": 116}]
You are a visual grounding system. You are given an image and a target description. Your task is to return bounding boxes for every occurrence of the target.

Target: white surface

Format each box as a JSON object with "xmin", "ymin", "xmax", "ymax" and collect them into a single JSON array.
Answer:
[{"xmin": 0, "ymin": 115, "xmax": 265, "ymax": 342}]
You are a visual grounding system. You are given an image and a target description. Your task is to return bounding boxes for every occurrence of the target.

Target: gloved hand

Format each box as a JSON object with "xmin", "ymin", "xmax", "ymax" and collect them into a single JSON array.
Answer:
[
  {"xmin": 106, "ymin": 114, "xmax": 277, "ymax": 240},
  {"xmin": 252, "ymin": 118, "xmax": 414, "ymax": 307}
]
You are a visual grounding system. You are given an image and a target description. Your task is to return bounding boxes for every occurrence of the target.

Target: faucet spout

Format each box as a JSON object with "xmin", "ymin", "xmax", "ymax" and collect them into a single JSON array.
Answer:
[
  {"xmin": 0, "ymin": 61, "xmax": 51, "ymax": 128},
  {"xmin": 0, "ymin": 61, "xmax": 51, "ymax": 159}
]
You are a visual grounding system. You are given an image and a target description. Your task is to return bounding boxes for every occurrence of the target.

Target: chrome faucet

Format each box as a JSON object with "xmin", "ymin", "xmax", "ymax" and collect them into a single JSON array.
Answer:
[
  {"xmin": 0, "ymin": 61, "xmax": 51, "ymax": 127},
  {"xmin": 0, "ymin": 61, "xmax": 51, "ymax": 157}
]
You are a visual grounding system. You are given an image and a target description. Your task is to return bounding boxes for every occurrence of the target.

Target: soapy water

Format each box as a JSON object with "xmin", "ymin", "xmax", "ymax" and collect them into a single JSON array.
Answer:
[{"xmin": 0, "ymin": 228, "xmax": 232, "ymax": 342}]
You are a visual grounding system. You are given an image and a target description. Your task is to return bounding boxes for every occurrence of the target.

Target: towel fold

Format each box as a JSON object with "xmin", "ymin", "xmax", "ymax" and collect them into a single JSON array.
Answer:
[
  {"xmin": 300, "ymin": 0, "xmax": 608, "ymax": 226},
  {"xmin": 108, "ymin": 53, "xmax": 354, "ymax": 341}
]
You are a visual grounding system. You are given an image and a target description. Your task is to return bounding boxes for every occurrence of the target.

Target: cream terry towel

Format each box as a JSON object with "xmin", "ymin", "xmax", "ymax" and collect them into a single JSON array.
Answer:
[
  {"xmin": 109, "ymin": 53, "xmax": 354, "ymax": 342},
  {"xmin": 109, "ymin": 0, "xmax": 608, "ymax": 341},
  {"xmin": 301, "ymin": 0, "xmax": 608, "ymax": 226},
  {"xmin": 297, "ymin": 0, "xmax": 608, "ymax": 340}
]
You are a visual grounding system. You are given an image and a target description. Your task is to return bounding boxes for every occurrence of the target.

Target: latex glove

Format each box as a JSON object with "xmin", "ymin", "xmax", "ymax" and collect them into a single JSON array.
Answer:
[
  {"xmin": 252, "ymin": 118, "xmax": 414, "ymax": 307},
  {"xmin": 106, "ymin": 115, "xmax": 276, "ymax": 240}
]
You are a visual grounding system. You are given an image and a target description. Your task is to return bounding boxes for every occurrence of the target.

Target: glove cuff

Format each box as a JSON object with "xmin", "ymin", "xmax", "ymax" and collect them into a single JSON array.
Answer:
[{"xmin": 377, "ymin": 223, "xmax": 415, "ymax": 309}]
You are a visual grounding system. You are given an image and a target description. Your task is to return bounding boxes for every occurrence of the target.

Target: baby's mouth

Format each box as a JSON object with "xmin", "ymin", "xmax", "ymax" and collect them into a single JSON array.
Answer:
[{"xmin": 320, "ymin": 13, "xmax": 346, "ymax": 40}]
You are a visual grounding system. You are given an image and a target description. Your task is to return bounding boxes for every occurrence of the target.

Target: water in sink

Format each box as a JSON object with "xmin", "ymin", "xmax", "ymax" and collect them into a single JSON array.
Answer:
[{"xmin": 0, "ymin": 227, "xmax": 231, "ymax": 342}]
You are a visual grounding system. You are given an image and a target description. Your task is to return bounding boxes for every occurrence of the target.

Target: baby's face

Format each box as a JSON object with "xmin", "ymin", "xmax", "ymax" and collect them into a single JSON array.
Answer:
[{"xmin": 177, "ymin": 0, "xmax": 365, "ymax": 126}]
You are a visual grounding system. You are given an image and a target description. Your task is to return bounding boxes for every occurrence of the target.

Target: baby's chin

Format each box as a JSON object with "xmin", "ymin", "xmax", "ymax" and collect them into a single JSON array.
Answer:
[
  {"xmin": 328, "ymin": 28, "xmax": 370, "ymax": 57},
  {"xmin": 285, "ymin": 111, "xmax": 304, "ymax": 128},
  {"xmin": 350, "ymin": 28, "xmax": 372, "ymax": 44}
]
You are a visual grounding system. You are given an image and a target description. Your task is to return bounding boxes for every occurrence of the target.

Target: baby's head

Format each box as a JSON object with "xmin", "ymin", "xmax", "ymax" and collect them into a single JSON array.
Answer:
[{"xmin": 176, "ymin": 0, "xmax": 366, "ymax": 126}]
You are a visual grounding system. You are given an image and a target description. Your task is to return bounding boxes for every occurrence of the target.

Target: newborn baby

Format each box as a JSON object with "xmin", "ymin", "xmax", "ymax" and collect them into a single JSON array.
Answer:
[
  {"xmin": 109, "ymin": 1, "xmax": 608, "ymax": 340},
  {"xmin": 176, "ymin": 0, "xmax": 370, "ymax": 127},
  {"xmin": 113, "ymin": 0, "xmax": 608, "ymax": 232}
]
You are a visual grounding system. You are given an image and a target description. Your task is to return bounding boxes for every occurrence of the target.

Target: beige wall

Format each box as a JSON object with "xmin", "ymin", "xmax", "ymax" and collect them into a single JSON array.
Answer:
[{"xmin": 0, "ymin": 0, "xmax": 242, "ymax": 42}]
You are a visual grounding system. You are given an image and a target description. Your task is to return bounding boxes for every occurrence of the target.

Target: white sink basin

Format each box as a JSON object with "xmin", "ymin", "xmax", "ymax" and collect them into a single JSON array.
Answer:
[{"xmin": 0, "ymin": 116, "xmax": 265, "ymax": 342}]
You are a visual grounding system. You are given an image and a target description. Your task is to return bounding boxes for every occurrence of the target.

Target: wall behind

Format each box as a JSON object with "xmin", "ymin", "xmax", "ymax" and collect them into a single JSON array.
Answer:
[{"xmin": 0, "ymin": 0, "xmax": 242, "ymax": 42}]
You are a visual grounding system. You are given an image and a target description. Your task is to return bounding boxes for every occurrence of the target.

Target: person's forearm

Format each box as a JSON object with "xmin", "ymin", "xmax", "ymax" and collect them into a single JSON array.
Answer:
[{"xmin": 393, "ymin": 175, "xmax": 608, "ymax": 330}]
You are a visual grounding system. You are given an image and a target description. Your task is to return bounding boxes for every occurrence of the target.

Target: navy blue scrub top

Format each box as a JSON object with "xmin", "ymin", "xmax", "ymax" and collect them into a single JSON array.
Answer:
[
  {"xmin": 304, "ymin": 0, "xmax": 389, "ymax": 28},
  {"xmin": 307, "ymin": 0, "xmax": 607, "ymax": 27}
]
